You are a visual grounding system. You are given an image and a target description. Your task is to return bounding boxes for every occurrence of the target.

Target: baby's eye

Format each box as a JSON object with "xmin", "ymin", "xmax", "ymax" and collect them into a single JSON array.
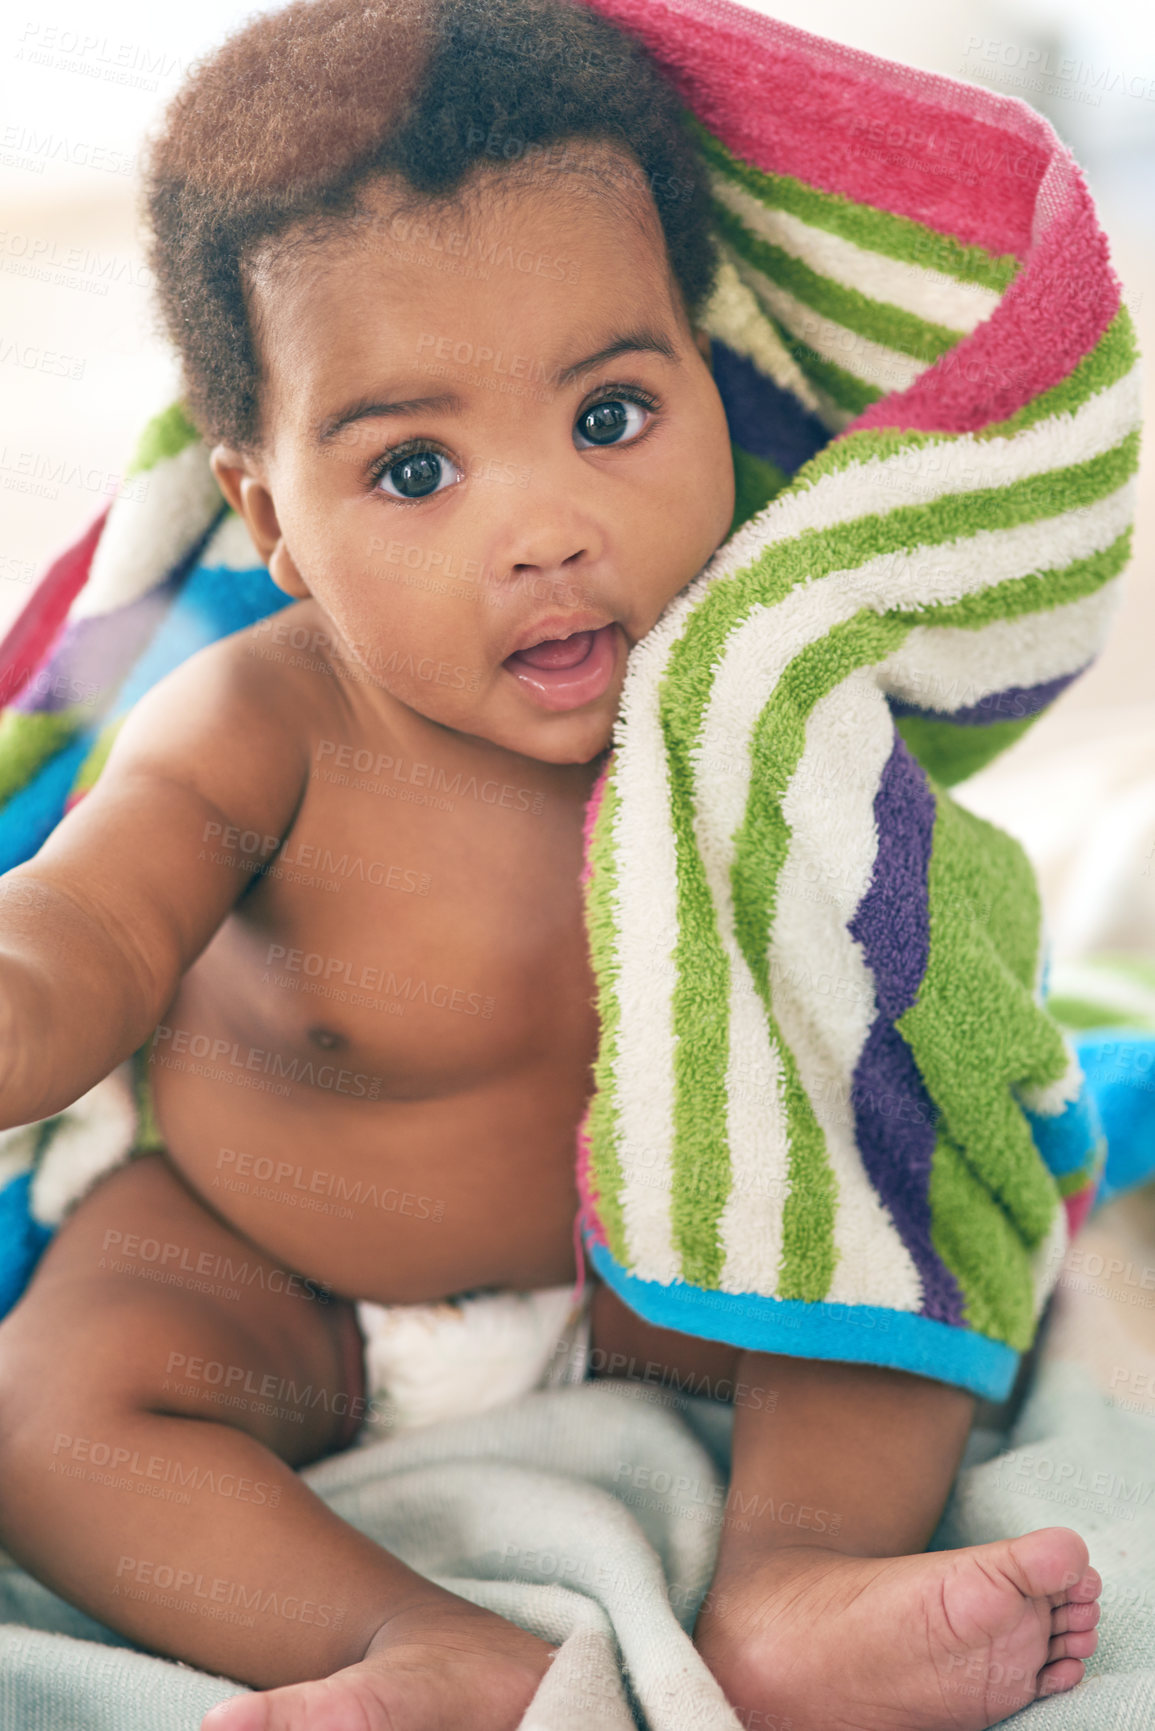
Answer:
[
  {"xmin": 374, "ymin": 448, "xmax": 462, "ymax": 500},
  {"xmin": 574, "ymin": 395, "xmax": 652, "ymax": 449}
]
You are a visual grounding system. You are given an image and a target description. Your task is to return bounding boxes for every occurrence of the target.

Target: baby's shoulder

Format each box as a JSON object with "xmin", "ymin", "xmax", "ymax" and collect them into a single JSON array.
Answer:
[
  {"xmin": 111, "ymin": 597, "xmax": 334, "ymax": 812},
  {"xmin": 184, "ymin": 597, "xmax": 341, "ymax": 735}
]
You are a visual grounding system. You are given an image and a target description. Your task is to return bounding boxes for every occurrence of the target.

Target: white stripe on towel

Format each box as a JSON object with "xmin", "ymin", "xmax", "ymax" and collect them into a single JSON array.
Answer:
[{"xmin": 708, "ymin": 170, "xmax": 1004, "ymax": 335}]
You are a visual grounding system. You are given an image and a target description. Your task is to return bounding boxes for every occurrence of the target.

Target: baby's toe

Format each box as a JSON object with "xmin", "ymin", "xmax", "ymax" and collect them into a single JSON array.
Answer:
[
  {"xmin": 1037, "ymin": 1656, "xmax": 1086, "ymax": 1696},
  {"xmin": 204, "ymin": 1675, "xmax": 389, "ymax": 1731},
  {"xmin": 1051, "ymin": 1596, "xmax": 1100, "ymax": 1636},
  {"xmin": 1006, "ymin": 1527, "xmax": 1089, "ymax": 1604},
  {"xmin": 1047, "ymin": 1627, "xmax": 1099, "ymax": 1665},
  {"xmin": 1065, "ymin": 1564, "xmax": 1102, "ymax": 1603},
  {"xmin": 202, "ymin": 1696, "xmax": 265, "ymax": 1731}
]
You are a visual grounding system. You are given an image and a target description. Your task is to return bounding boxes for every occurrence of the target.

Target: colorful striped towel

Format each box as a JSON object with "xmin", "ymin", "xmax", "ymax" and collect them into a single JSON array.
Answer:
[
  {"xmin": 0, "ymin": 0, "xmax": 1148, "ymax": 1399},
  {"xmin": 572, "ymin": 0, "xmax": 1146, "ymax": 1400}
]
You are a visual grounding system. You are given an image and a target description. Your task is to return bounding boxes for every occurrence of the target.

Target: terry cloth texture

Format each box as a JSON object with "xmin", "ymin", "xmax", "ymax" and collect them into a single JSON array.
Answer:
[
  {"xmin": 0, "ymin": 0, "xmax": 1149, "ymax": 1398},
  {"xmin": 571, "ymin": 0, "xmax": 1147, "ymax": 1400}
]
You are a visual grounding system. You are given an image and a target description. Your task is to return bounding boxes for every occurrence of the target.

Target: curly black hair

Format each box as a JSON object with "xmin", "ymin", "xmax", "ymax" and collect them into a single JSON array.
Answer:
[{"xmin": 139, "ymin": 0, "xmax": 720, "ymax": 454}]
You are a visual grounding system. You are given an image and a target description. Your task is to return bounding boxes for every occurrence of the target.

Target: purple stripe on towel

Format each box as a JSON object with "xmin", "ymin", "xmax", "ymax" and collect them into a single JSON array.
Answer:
[
  {"xmin": 850, "ymin": 736, "xmax": 932, "ymax": 1020},
  {"xmin": 711, "ymin": 340, "xmax": 829, "ymax": 476},
  {"xmin": 849, "ymin": 735, "xmax": 965, "ymax": 1324},
  {"xmin": 888, "ymin": 669, "xmax": 1082, "ymax": 728},
  {"xmin": 13, "ymin": 577, "xmax": 178, "ymax": 716}
]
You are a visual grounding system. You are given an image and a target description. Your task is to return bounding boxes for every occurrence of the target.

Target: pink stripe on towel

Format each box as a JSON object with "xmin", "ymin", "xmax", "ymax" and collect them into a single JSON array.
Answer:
[
  {"xmin": 0, "ymin": 504, "xmax": 108, "ymax": 709},
  {"xmin": 583, "ymin": 0, "xmax": 1053, "ymax": 254},
  {"xmin": 579, "ymin": 752, "xmax": 614, "ymax": 889},
  {"xmin": 848, "ymin": 181, "xmax": 1121, "ymax": 435}
]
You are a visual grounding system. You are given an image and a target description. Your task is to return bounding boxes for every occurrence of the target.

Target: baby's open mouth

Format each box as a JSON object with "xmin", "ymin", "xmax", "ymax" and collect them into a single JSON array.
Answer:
[
  {"xmin": 505, "ymin": 629, "xmax": 599, "ymax": 670},
  {"xmin": 502, "ymin": 623, "xmax": 619, "ymax": 713}
]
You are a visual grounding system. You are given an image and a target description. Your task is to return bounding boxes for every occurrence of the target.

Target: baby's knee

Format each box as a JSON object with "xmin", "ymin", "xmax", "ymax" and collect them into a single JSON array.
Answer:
[{"xmin": 0, "ymin": 1284, "xmax": 154, "ymax": 1464}]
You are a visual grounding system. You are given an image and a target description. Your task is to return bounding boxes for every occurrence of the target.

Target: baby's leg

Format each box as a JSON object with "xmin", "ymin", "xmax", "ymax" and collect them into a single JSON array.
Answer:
[
  {"xmin": 0, "ymin": 1154, "xmax": 554, "ymax": 1731},
  {"xmin": 590, "ymin": 1287, "xmax": 1100, "ymax": 1731}
]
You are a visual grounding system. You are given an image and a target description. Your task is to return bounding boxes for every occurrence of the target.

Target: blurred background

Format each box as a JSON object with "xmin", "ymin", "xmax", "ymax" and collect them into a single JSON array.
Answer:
[{"xmin": 1, "ymin": 0, "xmax": 1153, "ymax": 952}]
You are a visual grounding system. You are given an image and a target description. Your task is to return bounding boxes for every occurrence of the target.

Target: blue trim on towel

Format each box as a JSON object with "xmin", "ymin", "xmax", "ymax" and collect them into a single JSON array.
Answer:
[
  {"xmin": 1021, "ymin": 1083, "xmax": 1102, "ymax": 1178},
  {"xmin": 585, "ymin": 1237, "xmax": 1020, "ymax": 1401},
  {"xmin": 0, "ymin": 1171, "xmax": 53, "ymax": 1318},
  {"xmin": 0, "ymin": 733, "xmax": 96, "ymax": 874},
  {"xmin": 1076, "ymin": 1030, "xmax": 1155, "ymax": 1207}
]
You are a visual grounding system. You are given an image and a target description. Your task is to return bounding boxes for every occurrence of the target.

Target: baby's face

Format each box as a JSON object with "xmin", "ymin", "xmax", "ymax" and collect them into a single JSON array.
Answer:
[{"xmin": 213, "ymin": 146, "xmax": 735, "ymax": 766}]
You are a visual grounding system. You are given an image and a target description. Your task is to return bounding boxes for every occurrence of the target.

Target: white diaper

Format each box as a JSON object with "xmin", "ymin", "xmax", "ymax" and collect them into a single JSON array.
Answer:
[{"xmin": 352, "ymin": 1281, "xmax": 594, "ymax": 1442}]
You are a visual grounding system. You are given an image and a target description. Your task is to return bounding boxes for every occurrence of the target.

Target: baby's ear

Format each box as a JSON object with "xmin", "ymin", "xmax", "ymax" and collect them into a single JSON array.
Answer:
[
  {"xmin": 209, "ymin": 445, "xmax": 279, "ymax": 561},
  {"xmin": 692, "ymin": 327, "xmax": 713, "ymax": 373},
  {"xmin": 209, "ymin": 445, "xmax": 256, "ymax": 520},
  {"xmin": 208, "ymin": 446, "xmax": 310, "ymax": 599}
]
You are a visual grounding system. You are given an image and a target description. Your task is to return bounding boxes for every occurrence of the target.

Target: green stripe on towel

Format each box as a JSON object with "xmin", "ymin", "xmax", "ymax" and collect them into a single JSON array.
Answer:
[
  {"xmin": 687, "ymin": 114, "xmax": 1021, "ymax": 292},
  {"xmin": 126, "ymin": 400, "xmax": 202, "ymax": 478},
  {"xmin": 584, "ymin": 762, "xmax": 630, "ymax": 1267},
  {"xmin": 900, "ymin": 792, "xmax": 1064, "ymax": 1270},
  {"xmin": 0, "ymin": 707, "xmax": 88, "ymax": 805},
  {"xmin": 709, "ymin": 200, "xmax": 965, "ymax": 362}
]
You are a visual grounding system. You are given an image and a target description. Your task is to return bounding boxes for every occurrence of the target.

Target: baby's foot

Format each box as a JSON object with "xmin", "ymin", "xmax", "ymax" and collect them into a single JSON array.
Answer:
[
  {"xmin": 201, "ymin": 1595, "xmax": 556, "ymax": 1731},
  {"xmin": 693, "ymin": 1527, "xmax": 1100, "ymax": 1731}
]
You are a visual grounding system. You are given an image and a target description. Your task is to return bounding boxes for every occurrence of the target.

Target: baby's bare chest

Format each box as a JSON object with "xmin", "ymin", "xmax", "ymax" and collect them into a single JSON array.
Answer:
[{"xmin": 196, "ymin": 731, "xmax": 602, "ymax": 1090}]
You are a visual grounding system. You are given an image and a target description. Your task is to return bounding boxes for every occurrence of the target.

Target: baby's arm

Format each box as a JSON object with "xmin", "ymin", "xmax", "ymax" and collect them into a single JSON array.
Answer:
[
  {"xmin": 0, "ymin": 623, "xmax": 558, "ymax": 1726},
  {"xmin": 0, "ymin": 630, "xmax": 308, "ymax": 1128}
]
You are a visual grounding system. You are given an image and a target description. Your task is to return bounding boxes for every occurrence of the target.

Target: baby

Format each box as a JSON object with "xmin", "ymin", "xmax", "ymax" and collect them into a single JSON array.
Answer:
[{"xmin": 0, "ymin": 0, "xmax": 1102, "ymax": 1726}]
